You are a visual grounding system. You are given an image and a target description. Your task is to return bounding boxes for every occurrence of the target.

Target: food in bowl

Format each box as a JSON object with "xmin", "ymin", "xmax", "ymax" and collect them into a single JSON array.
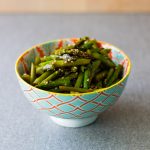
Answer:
[{"xmin": 21, "ymin": 36, "xmax": 123, "ymax": 93}]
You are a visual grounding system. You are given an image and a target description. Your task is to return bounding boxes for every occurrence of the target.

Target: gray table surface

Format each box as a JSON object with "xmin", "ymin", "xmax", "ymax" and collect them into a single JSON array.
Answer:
[{"xmin": 0, "ymin": 14, "xmax": 150, "ymax": 150}]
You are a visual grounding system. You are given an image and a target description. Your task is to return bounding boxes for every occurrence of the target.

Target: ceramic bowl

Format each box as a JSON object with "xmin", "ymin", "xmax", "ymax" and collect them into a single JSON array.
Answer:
[{"xmin": 15, "ymin": 38, "xmax": 131, "ymax": 127}]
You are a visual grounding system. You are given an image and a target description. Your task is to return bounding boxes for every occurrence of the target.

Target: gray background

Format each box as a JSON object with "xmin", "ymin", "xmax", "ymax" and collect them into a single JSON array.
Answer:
[{"xmin": 0, "ymin": 14, "xmax": 150, "ymax": 150}]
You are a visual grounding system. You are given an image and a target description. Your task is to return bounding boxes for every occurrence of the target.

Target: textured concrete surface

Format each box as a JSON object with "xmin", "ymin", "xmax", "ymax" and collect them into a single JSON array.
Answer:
[{"xmin": 0, "ymin": 14, "xmax": 150, "ymax": 150}]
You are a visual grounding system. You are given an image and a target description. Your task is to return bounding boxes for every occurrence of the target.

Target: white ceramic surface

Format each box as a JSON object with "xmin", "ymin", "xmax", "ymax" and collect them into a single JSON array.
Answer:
[{"xmin": 50, "ymin": 115, "xmax": 98, "ymax": 127}]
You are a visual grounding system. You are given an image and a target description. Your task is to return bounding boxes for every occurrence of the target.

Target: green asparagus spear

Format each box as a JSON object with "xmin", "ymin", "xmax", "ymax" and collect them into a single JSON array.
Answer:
[
  {"xmin": 36, "ymin": 63, "xmax": 55, "ymax": 74},
  {"xmin": 89, "ymin": 60, "xmax": 101, "ymax": 83},
  {"xmin": 38, "ymin": 61, "xmax": 52, "ymax": 67},
  {"xmin": 40, "ymin": 55, "xmax": 59, "ymax": 62},
  {"xmin": 71, "ymin": 66, "xmax": 78, "ymax": 72},
  {"xmin": 38, "ymin": 78, "xmax": 71, "ymax": 88},
  {"xmin": 100, "ymin": 49, "xmax": 111, "ymax": 56},
  {"xmin": 63, "ymin": 72, "xmax": 78, "ymax": 80},
  {"xmin": 104, "ymin": 68, "xmax": 114, "ymax": 85},
  {"xmin": 33, "ymin": 70, "xmax": 52, "ymax": 85},
  {"xmin": 36, "ymin": 66, "xmax": 44, "ymax": 75},
  {"xmin": 53, "ymin": 58, "xmax": 91, "ymax": 67},
  {"xmin": 81, "ymin": 66, "xmax": 86, "ymax": 72},
  {"xmin": 81, "ymin": 40, "xmax": 94, "ymax": 49},
  {"xmin": 91, "ymin": 52, "xmax": 115, "ymax": 67},
  {"xmin": 59, "ymin": 86, "xmax": 93, "ymax": 93},
  {"xmin": 52, "ymin": 48, "xmax": 90, "ymax": 58},
  {"xmin": 75, "ymin": 72, "xmax": 84, "ymax": 88},
  {"xmin": 64, "ymin": 71, "xmax": 72, "ymax": 77},
  {"xmin": 86, "ymin": 49, "xmax": 91, "ymax": 55},
  {"xmin": 22, "ymin": 73, "xmax": 30, "ymax": 83},
  {"xmin": 52, "ymin": 48, "xmax": 78, "ymax": 55},
  {"xmin": 74, "ymin": 36, "xmax": 89, "ymax": 48},
  {"xmin": 40, "ymin": 70, "xmax": 62, "ymax": 84},
  {"xmin": 39, "ymin": 58, "xmax": 90, "ymax": 68},
  {"xmin": 95, "ymin": 70, "xmax": 108, "ymax": 81},
  {"xmin": 38, "ymin": 73, "xmax": 78, "ymax": 88},
  {"xmin": 107, "ymin": 65, "xmax": 123, "ymax": 86},
  {"xmin": 30, "ymin": 63, "xmax": 36, "ymax": 84},
  {"xmin": 83, "ymin": 68, "xmax": 90, "ymax": 89}
]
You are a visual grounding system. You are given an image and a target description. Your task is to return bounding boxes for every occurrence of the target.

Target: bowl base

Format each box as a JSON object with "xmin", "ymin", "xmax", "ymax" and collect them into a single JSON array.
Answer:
[{"xmin": 50, "ymin": 115, "xmax": 98, "ymax": 128}]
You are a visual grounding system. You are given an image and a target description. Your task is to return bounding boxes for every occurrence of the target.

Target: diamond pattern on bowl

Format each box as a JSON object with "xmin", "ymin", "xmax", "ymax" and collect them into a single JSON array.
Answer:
[
  {"xmin": 81, "ymin": 103, "xmax": 97, "ymax": 111},
  {"xmin": 94, "ymin": 93, "xmax": 108, "ymax": 103},
  {"xmin": 49, "ymin": 107, "xmax": 63, "ymax": 114},
  {"xmin": 16, "ymin": 38, "xmax": 130, "ymax": 119},
  {"xmin": 102, "ymin": 96, "xmax": 117, "ymax": 105},
  {"xmin": 47, "ymin": 98, "xmax": 61, "ymax": 106},
  {"xmin": 19, "ymin": 75, "xmax": 128, "ymax": 118},
  {"xmin": 80, "ymin": 93, "xmax": 99, "ymax": 101},
  {"xmin": 55, "ymin": 95, "xmax": 74, "ymax": 102},
  {"xmin": 70, "ymin": 99, "xmax": 85, "ymax": 107},
  {"xmin": 91, "ymin": 105, "xmax": 106, "ymax": 113},
  {"xmin": 58, "ymin": 104, "xmax": 75, "ymax": 112},
  {"xmin": 38, "ymin": 100, "xmax": 52, "ymax": 109},
  {"xmin": 72, "ymin": 109, "xmax": 84, "ymax": 115}
]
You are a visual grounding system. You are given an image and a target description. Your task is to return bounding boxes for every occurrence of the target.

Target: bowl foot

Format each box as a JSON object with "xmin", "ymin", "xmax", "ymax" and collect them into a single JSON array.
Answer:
[{"xmin": 50, "ymin": 115, "xmax": 98, "ymax": 128}]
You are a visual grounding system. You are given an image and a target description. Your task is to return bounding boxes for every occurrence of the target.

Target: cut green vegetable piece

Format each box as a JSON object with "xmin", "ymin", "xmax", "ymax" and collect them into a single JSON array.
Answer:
[
  {"xmin": 40, "ymin": 55, "xmax": 60, "ymax": 62},
  {"xmin": 38, "ymin": 73, "xmax": 78, "ymax": 88},
  {"xmin": 38, "ymin": 61, "xmax": 53, "ymax": 67},
  {"xmin": 33, "ymin": 71, "xmax": 52, "ymax": 85},
  {"xmin": 36, "ymin": 66, "xmax": 44, "ymax": 75},
  {"xmin": 74, "ymin": 36, "xmax": 89, "ymax": 48},
  {"xmin": 75, "ymin": 72, "xmax": 84, "ymax": 88},
  {"xmin": 91, "ymin": 52, "xmax": 115, "ymax": 67},
  {"xmin": 71, "ymin": 66, "xmax": 78, "ymax": 72},
  {"xmin": 100, "ymin": 49, "xmax": 111, "ymax": 56},
  {"xmin": 40, "ymin": 70, "xmax": 61, "ymax": 84},
  {"xmin": 104, "ymin": 68, "xmax": 114, "ymax": 85},
  {"xmin": 54, "ymin": 58, "xmax": 91, "ymax": 67},
  {"xmin": 81, "ymin": 40, "xmax": 94, "ymax": 49},
  {"xmin": 30, "ymin": 63, "xmax": 36, "ymax": 84},
  {"xmin": 89, "ymin": 60, "xmax": 101, "ymax": 83},
  {"xmin": 95, "ymin": 70, "xmax": 108, "ymax": 81},
  {"xmin": 38, "ymin": 78, "xmax": 71, "ymax": 88},
  {"xmin": 83, "ymin": 68, "xmax": 90, "ymax": 89},
  {"xmin": 107, "ymin": 65, "xmax": 123, "ymax": 86},
  {"xmin": 22, "ymin": 74, "xmax": 30, "ymax": 83}
]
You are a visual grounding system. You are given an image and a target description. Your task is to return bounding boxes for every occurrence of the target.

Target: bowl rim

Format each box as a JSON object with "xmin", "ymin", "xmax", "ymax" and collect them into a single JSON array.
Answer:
[{"xmin": 15, "ymin": 38, "xmax": 131, "ymax": 96}]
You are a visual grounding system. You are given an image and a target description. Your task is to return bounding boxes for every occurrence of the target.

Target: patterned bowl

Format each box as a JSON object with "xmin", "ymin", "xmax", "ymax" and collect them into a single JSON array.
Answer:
[{"xmin": 15, "ymin": 38, "xmax": 131, "ymax": 127}]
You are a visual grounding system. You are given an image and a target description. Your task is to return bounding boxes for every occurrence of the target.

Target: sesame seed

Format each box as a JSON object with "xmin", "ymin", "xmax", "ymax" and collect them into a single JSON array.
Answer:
[{"xmin": 43, "ymin": 64, "xmax": 53, "ymax": 70}]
